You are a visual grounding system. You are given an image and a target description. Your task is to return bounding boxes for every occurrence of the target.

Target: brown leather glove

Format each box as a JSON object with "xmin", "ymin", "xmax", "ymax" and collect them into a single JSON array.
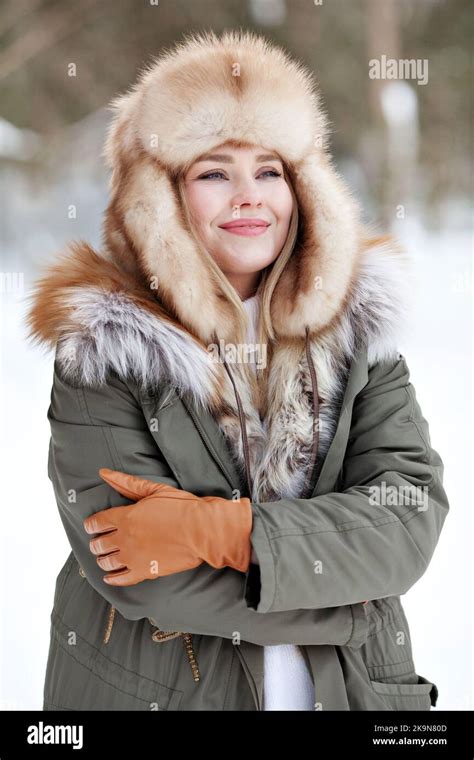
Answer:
[{"xmin": 83, "ymin": 468, "xmax": 253, "ymax": 586}]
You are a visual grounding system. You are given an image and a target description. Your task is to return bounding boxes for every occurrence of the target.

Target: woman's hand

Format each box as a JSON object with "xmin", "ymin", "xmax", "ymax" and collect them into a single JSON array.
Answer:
[{"xmin": 83, "ymin": 468, "xmax": 253, "ymax": 586}]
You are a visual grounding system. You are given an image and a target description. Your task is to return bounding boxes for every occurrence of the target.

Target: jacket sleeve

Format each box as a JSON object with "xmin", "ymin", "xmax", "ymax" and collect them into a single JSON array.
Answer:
[
  {"xmin": 46, "ymin": 359, "xmax": 368, "ymax": 648},
  {"xmin": 245, "ymin": 354, "xmax": 450, "ymax": 613}
]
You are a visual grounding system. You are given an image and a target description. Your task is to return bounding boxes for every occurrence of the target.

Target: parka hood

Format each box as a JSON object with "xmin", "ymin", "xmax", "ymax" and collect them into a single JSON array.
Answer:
[{"xmin": 24, "ymin": 29, "xmax": 413, "ymax": 413}]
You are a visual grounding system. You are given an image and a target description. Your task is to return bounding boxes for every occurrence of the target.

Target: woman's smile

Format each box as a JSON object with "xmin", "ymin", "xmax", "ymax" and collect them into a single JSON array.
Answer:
[
  {"xmin": 220, "ymin": 226, "xmax": 269, "ymax": 237},
  {"xmin": 218, "ymin": 219, "xmax": 271, "ymax": 237}
]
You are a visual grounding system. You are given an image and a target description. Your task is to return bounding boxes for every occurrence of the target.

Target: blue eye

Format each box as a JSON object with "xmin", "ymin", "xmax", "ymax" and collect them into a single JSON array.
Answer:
[
  {"xmin": 199, "ymin": 171, "xmax": 226, "ymax": 180},
  {"xmin": 198, "ymin": 169, "xmax": 282, "ymax": 180}
]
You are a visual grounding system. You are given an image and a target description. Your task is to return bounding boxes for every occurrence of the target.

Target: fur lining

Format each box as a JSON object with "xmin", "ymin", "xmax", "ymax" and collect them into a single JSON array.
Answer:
[
  {"xmin": 55, "ymin": 288, "xmax": 222, "ymax": 413},
  {"xmin": 335, "ymin": 235, "xmax": 413, "ymax": 367}
]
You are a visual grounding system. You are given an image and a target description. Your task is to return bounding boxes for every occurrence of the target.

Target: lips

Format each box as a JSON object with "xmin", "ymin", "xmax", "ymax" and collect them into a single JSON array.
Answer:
[{"xmin": 219, "ymin": 218, "xmax": 270, "ymax": 229}]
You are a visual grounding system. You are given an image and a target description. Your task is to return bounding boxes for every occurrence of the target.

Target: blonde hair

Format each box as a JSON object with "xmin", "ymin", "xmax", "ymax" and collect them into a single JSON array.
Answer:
[{"xmin": 175, "ymin": 151, "xmax": 300, "ymax": 351}]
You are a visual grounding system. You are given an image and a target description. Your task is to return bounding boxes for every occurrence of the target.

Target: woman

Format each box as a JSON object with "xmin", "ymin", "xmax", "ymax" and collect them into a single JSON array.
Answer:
[{"xmin": 25, "ymin": 29, "xmax": 449, "ymax": 711}]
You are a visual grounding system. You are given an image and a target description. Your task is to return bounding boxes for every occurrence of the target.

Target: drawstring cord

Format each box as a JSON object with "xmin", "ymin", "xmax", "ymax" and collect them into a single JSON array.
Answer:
[
  {"xmin": 103, "ymin": 604, "xmax": 116, "ymax": 644},
  {"xmin": 300, "ymin": 326, "xmax": 320, "ymax": 499},
  {"xmin": 101, "ymin": 594, "xmax": 201, "ymax": 682},
  {"xmin": 220, "ymin": 353, "xmax": 254, "ymax": 499},
  {"xmin": 216, "ymin": 326, "xmax": 320, "ymax": 501}
]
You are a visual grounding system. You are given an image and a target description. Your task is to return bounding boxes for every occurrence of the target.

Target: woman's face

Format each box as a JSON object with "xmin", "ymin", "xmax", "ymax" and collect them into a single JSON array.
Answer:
[{"xmin": 182, "ymin": 143, "xmax": 293, "ymax": 298}]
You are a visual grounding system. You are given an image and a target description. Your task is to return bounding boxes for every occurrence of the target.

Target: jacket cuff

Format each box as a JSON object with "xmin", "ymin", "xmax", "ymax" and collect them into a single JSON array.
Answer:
[
  {"xmin": 243, "ymin": 505, "xmax": 371, "ymax": 651},
  {"xmin": 243, "ymin": 505, "xmax": 276, "ymax": 612}
]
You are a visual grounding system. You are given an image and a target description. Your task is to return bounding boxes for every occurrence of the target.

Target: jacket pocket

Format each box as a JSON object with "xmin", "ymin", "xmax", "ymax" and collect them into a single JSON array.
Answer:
[
  {"xmin": 369, "ymin": 675, "xmax": 438, "ymax": 711},
  {"xmin": 361, "ymin": 597, "xmax": 439, "ymax": 710}
]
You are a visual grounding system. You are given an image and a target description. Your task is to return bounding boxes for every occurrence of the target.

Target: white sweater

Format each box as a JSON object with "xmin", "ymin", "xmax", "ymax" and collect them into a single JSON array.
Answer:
[{"xmin": 242, "ymin": 293, "xmax": 315, "ymax": 711}]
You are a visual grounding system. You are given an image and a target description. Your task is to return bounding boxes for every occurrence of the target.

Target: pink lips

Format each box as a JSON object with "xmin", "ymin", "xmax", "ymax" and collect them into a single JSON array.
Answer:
[{"xmin": 218, "ymin": 218, "xmax": 271, "ymax": 237}]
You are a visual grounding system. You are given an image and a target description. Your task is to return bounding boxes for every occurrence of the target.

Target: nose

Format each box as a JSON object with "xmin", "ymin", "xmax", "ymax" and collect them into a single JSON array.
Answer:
[{"xmin": 230, "ymin": 177, "xmax": 264, "ymax": 213}]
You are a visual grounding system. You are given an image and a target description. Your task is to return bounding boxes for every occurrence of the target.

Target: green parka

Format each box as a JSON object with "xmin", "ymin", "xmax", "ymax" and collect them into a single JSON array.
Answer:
[{"xmin": 32, "ymin": 288, "xmax": 447, "ymax": 710}]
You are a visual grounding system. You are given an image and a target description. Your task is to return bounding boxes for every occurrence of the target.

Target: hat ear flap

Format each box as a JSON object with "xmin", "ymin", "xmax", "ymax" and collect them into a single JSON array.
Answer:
[
  {"xmin": 103, "ymin": 152, "xmax": 237, "ymax": 344},
  {"xmin": 101, "ymin": 88, "xmax": 143, "ymax": 195},
  {"xmin": 271, "ymin": 153, "xmax": 362, "ymax": 339}
]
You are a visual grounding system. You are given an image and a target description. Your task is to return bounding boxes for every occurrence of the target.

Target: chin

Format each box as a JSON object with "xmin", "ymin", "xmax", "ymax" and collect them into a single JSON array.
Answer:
[{"xmin": 224, "ymin": 248, "xmax": 277, "ymax": 268}]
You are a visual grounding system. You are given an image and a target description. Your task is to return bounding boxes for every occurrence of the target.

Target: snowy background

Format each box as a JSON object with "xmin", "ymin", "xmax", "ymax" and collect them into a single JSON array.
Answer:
[{"xmin": 0, "ymin": 0, "xmax": 472, "ymax": 712}]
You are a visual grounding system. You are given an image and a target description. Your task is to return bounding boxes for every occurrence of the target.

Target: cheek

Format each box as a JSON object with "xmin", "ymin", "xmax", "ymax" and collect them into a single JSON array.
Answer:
[
  {"xmin": 184, "ymin": 184, "xmax": 222, "ymax": 232},
  {"xmin": 272, "ymin": 184, "xmax": 293, "ymax": 230}
]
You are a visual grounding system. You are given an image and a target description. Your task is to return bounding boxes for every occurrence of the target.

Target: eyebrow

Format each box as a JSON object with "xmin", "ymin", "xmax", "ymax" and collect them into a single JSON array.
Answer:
[{"xmin": 194, "ymin": 153, "xmax": 282, "ymax": 164}]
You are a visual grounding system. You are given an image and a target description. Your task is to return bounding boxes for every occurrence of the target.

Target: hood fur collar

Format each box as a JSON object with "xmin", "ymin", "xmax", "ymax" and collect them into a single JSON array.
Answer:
[{"xmin": 24, "ymin": 234, "xmax": 412, "ymax": 412}]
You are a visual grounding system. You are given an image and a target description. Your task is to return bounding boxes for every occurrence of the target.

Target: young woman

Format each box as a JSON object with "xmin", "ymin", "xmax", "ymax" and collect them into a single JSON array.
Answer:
[{"xmin": 26, "ymin": 29, "xmax": 448, "ymax": 711}]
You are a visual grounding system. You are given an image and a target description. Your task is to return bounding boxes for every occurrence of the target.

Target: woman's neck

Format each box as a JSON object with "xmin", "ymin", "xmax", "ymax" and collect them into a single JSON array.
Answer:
[{"xmin": 223, "ymin": 271, "xmax": 262, "ymax": 300}]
